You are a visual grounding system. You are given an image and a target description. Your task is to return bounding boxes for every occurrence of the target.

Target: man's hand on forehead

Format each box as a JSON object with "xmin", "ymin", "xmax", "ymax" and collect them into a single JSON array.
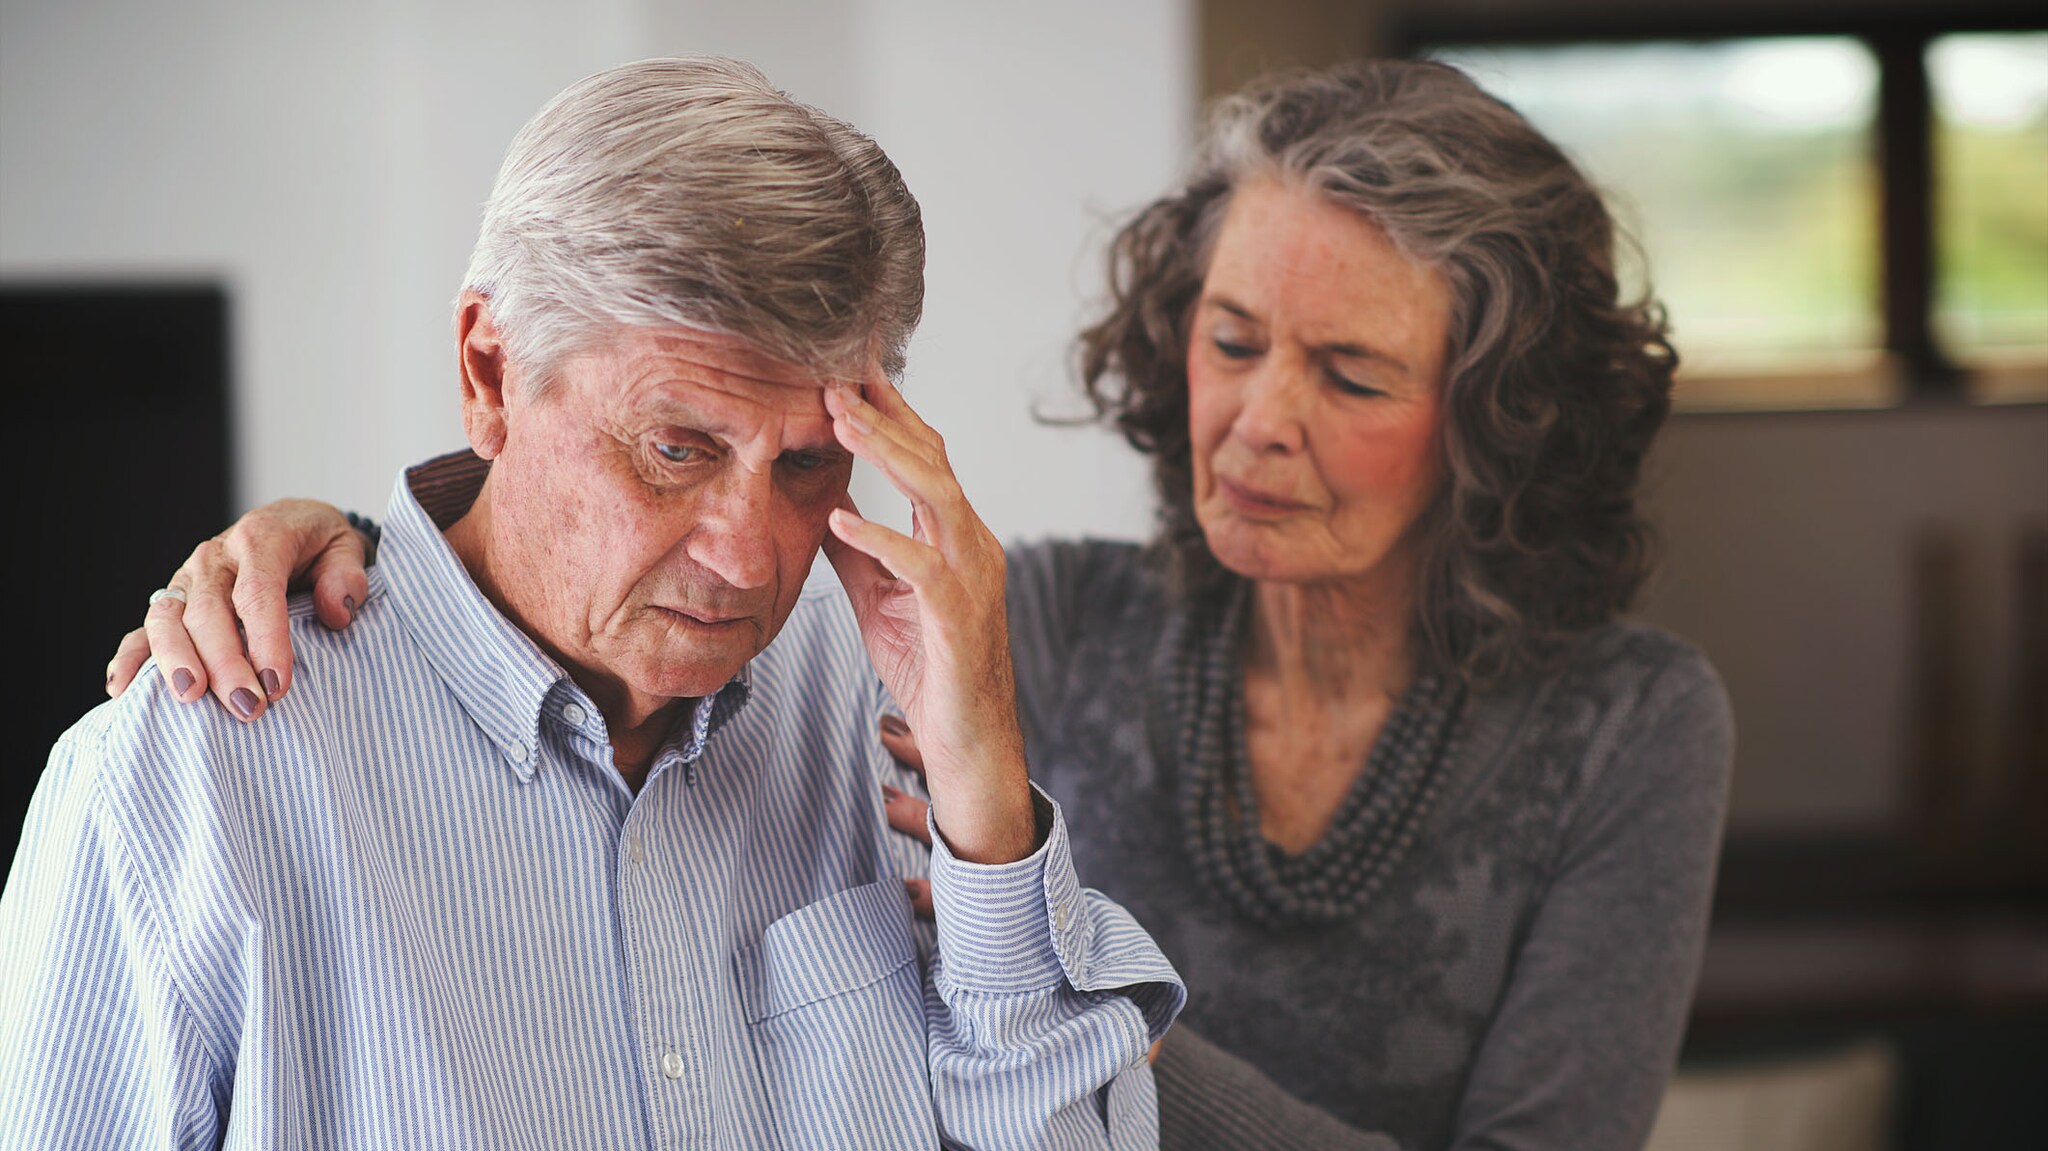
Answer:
[{"xmin": 819, "ymin": 377, "xmax": 1038, "ymax": 867}]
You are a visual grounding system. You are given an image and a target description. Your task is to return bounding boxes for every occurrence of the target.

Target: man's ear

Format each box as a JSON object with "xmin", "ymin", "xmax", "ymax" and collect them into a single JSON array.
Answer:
[{"xmin": 455, "ymin": 290, "xmax": 511, "ymax": 459}]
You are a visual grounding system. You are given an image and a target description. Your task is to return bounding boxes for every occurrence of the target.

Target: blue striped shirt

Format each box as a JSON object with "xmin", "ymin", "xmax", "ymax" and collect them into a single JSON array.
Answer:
[{"xmin": 1, "ymin": 459, "xmax": 1184, "ymax": 1150}]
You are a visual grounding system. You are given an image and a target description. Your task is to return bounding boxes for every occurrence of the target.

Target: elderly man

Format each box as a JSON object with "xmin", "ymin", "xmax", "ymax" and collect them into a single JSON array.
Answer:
[{"xmin": 0, "ymin": 58, "xmax": 1180, "ymax": 1149}]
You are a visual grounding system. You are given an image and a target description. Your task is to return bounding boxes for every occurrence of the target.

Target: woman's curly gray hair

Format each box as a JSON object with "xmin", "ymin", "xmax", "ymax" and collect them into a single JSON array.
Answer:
[{"xmin": 1077, "ymin": 59, "xmax": 1676, "ymax": 687}]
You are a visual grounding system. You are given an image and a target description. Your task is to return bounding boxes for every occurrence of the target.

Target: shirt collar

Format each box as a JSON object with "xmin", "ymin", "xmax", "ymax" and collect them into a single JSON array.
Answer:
[{"xmin": 378, "ymin": 451, "xmax": 752, "ymax": 782}]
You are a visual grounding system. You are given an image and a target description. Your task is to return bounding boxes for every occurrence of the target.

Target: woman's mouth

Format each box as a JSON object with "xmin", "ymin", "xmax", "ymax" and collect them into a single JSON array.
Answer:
[{"xmin": 1216, "ymin": 476, "xmax": 1311, "ymax": 519}]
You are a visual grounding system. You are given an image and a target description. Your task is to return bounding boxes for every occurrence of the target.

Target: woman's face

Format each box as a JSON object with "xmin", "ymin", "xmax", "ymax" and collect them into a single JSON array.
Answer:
[{"xmin": 1187, "ymin": 179, "xmax": 1453, "ymax": 591}]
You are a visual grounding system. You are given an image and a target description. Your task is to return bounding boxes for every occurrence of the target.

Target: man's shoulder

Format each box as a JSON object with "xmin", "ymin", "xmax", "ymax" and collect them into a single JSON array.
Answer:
[{"xmin": 74, "ymin": 577, "xmax": 421, "ymax": 791}]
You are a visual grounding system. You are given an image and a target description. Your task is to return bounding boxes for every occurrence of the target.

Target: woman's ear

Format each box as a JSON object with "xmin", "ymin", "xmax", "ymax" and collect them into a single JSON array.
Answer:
[{"xmin": 454, "ymin": 290, "xmax": 510, "ymax": 459}]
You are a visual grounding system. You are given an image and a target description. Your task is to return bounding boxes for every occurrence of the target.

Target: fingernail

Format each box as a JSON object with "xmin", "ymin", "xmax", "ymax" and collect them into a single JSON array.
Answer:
[
  {"xmin": 230, "ymin": 688, "xmax": 259, "ymax": 719},
  {"xmin": 880, "ymin": 714, "xmax": 909, "ymax": 737},
  {"xmin": 343, "ymin": 594, "xmax": 357, "ymax": 623},
  {"xmin": 882, "ymin": 784, "xmax": 905, "ymax": 801},
  {"xmin": 260, "ymin": 669, "xmax": 282, "ymax": 698},
  {"xmin": 173, "ymin": 668, "xmax": 196, "ymax": 696}
]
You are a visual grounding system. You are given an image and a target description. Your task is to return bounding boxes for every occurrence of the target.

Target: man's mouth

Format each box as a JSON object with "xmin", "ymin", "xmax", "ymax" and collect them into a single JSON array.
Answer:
[{"xmin": 656, "ymin": 606, "xmax": 750, "ymax": 630}]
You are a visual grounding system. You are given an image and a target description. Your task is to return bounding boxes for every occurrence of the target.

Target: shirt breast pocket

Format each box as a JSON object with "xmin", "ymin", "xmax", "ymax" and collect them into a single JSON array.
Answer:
[{"xmin": 735, "ymin": 879, "xmax": 936, "ymax": 1150}]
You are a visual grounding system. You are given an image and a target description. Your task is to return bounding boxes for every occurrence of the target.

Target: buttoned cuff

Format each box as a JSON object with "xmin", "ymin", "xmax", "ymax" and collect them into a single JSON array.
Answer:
[{"xmin": 927, "ymin": 785, "xmax": 1183, "ymax": 1029}]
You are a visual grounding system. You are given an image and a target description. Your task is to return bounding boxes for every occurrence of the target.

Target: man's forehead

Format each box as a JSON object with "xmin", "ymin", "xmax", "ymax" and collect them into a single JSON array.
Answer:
[
  {"xmin": 594, "ymin": 328, "xmax": 868, "ymax": 448},
  {"xmin": 615, "ymin": 326, "xmax": 874, "ymax": 393}
]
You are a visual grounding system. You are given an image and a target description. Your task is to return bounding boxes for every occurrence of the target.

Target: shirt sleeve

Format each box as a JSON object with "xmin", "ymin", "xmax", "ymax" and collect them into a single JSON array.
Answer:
[
  {"xmin": 922, "ymin": 785, "xmax": 1188, "ymax": 1151},
  {"xmin": 1449, "ymin": 650, "xmax": 1735, "ymax": 1150},
  {"xmin": 0, "ymin": 712, "xmax": 228, "ymax": 1151}
]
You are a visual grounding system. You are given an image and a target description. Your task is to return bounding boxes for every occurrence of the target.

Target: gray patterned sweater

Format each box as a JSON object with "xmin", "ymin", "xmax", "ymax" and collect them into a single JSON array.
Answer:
[{"xmin": 1003, "ymin": 539, "xmax": 1733, "ymax": 1151}]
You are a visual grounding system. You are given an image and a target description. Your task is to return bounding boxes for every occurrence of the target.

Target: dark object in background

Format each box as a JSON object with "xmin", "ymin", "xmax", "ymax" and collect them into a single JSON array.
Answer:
[{"xmin": 2, "ymin": 284, "xmax": 233, "ymax": 874}]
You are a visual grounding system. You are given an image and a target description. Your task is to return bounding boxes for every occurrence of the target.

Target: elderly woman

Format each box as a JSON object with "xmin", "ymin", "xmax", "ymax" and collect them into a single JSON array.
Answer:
[{"xmin": 108, "ymin": 61, "xmax": 1730, "ymax": 1149}]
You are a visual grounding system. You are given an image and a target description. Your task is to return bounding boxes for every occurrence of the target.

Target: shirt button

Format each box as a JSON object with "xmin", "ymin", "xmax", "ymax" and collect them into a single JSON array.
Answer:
[
  {"xmin": 627, "ymin": 835, "xmax": 646, "ymax": 863},
  {"xmin": 1053, "ymin": 903, "xmax": 1070, "ymax": 933},
  {"xmin": 562, "ymin": 702, "xmax": 586, "ymax": 727},
  {"xmin": 661, "ymin": 1050, "xmax": 684, "ymax": 1080}
]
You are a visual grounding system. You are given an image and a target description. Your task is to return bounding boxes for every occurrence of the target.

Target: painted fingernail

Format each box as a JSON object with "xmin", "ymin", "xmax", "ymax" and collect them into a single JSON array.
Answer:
[
  {"xmin": 880, "ymin": 714, "xmax": 909, "ymax": 737},
  {"xmin": 260, "ymin": 669, "xmax": 282, "ymax": 698},
  {"xmin": 173, "ymin": 668, "xmax": 196, "ymax": 696},
  {"xmin": 230, "ymin": 688, "xmax": 259, "ymax": 719}
]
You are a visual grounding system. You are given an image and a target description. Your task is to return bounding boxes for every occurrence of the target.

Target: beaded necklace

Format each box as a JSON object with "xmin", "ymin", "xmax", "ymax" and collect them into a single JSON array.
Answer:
[{"xmin": 1163, "ymin": 579, "xmax": 1466, "ymax": 928}]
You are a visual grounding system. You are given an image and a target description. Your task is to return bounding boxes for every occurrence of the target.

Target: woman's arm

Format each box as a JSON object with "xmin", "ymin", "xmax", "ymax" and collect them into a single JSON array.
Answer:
[
  {"xmin": 1449, "ymin": 650, "xmax": 1734, "ymax": 1149},
  {"xmin": 1154, "ymin": 1026, "xmax": 1399, "ymax": 1151}
]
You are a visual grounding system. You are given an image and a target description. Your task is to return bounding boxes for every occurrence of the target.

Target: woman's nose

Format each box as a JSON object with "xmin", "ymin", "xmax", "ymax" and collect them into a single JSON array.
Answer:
[{"xmin": 1232, "ymin": 363, "xmax": 1310, "ymax": 454}]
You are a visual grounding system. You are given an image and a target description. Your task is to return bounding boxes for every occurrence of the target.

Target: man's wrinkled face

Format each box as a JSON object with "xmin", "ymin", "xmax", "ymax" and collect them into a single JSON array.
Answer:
[{"xmin": 484, "ymin": 327, "xmax": 859, "ymax": 707}]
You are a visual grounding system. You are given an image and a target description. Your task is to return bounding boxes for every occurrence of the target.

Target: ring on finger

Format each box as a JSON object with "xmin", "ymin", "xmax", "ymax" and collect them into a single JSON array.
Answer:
[{"xmin": 148, "ymin": 586, "xmax": 188, "ymax": 608}]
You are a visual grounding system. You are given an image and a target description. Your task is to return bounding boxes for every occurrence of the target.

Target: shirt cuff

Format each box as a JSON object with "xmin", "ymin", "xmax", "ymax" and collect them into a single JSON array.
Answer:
[{"xmin": 925, "ymin": 783, "xmax": 1088, "ymax": 995}]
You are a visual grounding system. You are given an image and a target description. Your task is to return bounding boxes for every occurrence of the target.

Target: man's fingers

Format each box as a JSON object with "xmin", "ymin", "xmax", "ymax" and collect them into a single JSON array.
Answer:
[
  {"xmin": 142, "ymin": 596, "xmax": 209, "ymax": 703},
  {"xmin": 879, "ymin": 715, "xmax": 926, "ymax": 775},
  {"xmin": 860, "ymin": 375, "xmax": 940, "ymax": 445},
  {"xmin": 826, "ymin": 386, "xmax": 965, "ymax": 549},
  {"xmin": 827, "ymin": 508, "xmax": 944, "ymax": 594},
  {"xmin": 106, "ymin": 628, "xmax": 151, "ymax": 697},
  {"xmin": 882, "ymin": 785, "xmax": 933, "ymax": 846}
]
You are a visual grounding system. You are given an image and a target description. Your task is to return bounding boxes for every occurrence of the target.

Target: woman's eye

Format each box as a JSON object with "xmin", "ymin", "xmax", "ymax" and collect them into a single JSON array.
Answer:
[
  {"xmin": 1327, "ymin": 370, "xmax": 1386, "ymax": 399},
  {"xmin": 1212, "ymin": 338, "xmax": 1260, "ymax": 360},
  {"xmin": 654, "ymin": 442, "xmax": 704, "ymax": 464}
]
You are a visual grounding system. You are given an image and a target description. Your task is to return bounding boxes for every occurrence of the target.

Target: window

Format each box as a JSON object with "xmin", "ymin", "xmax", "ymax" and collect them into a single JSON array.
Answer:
[
  {"xmin": 1930, "ymin": 31, "xmax": 2048, "ymax": 399},
  {"xmin": 1430, "ymin": 38, "xmax": 1886, "ymax": 406},
  {"xmin": 1409, "ymin": 19, "xmax": 2048, "ymax": 410}
]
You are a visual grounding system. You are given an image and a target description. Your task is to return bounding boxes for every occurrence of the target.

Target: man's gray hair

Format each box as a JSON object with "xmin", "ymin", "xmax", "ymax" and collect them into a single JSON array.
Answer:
[{"xmin": 463, "ymin": 56, "xmax": 925, "ymax": 384}]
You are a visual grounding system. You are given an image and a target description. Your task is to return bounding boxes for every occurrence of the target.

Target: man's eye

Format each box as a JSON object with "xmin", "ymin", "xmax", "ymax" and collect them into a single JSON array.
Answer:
[
  {"xmin": 654, "ymin": 443, "xmax": 704, "ymax": 464},
  {"xmin": 783, "ymin": 451, "xmax": 830, "ymax": 472}
]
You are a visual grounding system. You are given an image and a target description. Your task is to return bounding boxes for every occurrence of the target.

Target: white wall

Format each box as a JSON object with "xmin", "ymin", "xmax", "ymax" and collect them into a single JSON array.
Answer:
[
  {"xmin": 1, "ymin": 0, "xmax": 1187, "ymax": 544},
  {"xmin": 0, "ymin": 0, "xmax": 655, "ymax": 519}
]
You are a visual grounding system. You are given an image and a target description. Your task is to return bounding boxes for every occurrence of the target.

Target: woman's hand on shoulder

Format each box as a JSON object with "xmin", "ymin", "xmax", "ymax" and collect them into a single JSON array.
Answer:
[
  {"xmin": 878, "ymin": 714, "xmax": 938, "ymax": 919},
  {"xmin": 105, "ymin": 499, "xmax": 369, "ymax": 722}
]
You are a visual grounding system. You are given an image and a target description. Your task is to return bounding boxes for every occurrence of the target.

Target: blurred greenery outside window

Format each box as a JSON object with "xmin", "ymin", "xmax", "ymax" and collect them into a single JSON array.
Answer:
[
  {"xmin": 1428, "ymin": 33, "xmax": 2048, "ymax": 411},
  {"xmin": 1930, "ymin": 32, "xmax": 2048, "ymax": 400}
]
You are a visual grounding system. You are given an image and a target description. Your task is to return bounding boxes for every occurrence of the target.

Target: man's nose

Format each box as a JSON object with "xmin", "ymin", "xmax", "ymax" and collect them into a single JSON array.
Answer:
[
  {"xmin": 683, "ymin": 471, "xmax": 777, "ymax": 591},
  {"xmin": 1232, "ymin": 361, "xmax": 1310, "ymax": 455}
]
